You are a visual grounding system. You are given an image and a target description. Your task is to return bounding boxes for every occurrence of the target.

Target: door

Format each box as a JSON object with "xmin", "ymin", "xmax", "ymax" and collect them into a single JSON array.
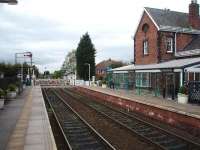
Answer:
[{"xmin": 165, "ymin": 73, "xmax": 175, "ymax": 100}]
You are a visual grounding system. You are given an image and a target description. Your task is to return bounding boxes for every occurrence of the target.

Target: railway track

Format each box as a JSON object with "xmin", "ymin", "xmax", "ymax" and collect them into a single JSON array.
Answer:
[
  {"xmin": 42, "ymin": 88, "xmax": 115, "ymax": 150},
  {"xmin": 58, "ymin": 87, "xmax": 200, "ymax": 150}
]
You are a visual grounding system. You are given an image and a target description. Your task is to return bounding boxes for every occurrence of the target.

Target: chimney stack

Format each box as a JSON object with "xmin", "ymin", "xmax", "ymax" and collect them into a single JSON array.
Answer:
[{"xmin": 189, "ymin": 0, "xmax": 200, "ymax": 29}]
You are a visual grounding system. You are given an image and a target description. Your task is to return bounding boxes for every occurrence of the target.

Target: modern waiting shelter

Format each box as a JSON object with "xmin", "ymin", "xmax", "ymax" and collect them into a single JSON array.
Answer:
[
  {"xmin": 109, "ymin": 65, "xmax": 135, "ymax": 90},
  {"xmin": 109, "ymin": 57, "xmax": 200, "ymax": 101}
]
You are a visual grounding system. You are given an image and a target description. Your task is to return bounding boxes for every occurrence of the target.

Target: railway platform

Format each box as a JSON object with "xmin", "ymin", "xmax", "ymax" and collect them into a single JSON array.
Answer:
[
  {"xmin": 80, "ymin": 85, "xmax": 200, "ymax": 118},
  {"xmin": 0, "ymin": 86, "xmax": 56, "ymax": 150},
  {"xmin": 75, "ymin": 85, "xmax": 200, "ymax": 136}
]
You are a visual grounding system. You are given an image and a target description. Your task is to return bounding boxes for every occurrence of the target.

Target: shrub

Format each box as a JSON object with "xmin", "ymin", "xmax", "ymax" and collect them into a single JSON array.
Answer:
[
  {"xmin": 102, "ymin": 80, "xmax": 107, "ymax": 84},
  {"xmin": 179, "ymin": 86, "xmax": 188, "ymax": 95},
  {"xmin": 15, "ymin": 81, "xmax": 21, "ymax": 87},
  {"xmin": 7, "ymin": 84, "xmax": 17, "ymax": 92},
  {"xmin": 0, "ymin": 88, "xmax": 5, "ymax": 98}
]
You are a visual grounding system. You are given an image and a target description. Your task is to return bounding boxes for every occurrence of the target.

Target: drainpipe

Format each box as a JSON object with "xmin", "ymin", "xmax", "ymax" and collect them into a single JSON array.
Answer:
[
  {"xmin": 180, "ymin": 70, "xmax": 183, "ymax": 87},
  {"xmin": 174, "ymin": 32, "xmax": 177, "ymax": 55}
]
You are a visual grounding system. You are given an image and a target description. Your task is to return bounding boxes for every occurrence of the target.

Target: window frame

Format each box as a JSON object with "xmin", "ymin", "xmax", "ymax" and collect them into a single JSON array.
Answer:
[
  {"xmin": 143, "ymin": 39, "xmax": 149, "ymax": 55},
  {"xmin": 166, "ymin": 37, "xmax": 174, "ymax": 53},
  {"xmin": 136, "ymin": 72, "xmax": 151, "ymax": 88}
]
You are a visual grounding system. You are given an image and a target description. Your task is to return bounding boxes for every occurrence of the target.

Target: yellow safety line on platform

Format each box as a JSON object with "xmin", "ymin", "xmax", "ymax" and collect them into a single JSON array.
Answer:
[{"xmin": 6, "ymin": 89, "xmax": 33, "ymax": 150}]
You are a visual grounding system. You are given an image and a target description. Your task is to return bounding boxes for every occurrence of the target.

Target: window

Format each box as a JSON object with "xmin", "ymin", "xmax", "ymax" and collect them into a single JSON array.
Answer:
[
  {"xmin": 143, "ymin": 40, "xmax": 148, "ymax": 55},
  {"xmin": 166, "ymin": 37, "xmax": 173, "ymax": 53},
  {"xmin": 136, "ymin": 72, "xmax": 151, "ymax": 87},
  {"xmin": 142, "ymin": 23, "xmax": 149, "ymax": 33}
]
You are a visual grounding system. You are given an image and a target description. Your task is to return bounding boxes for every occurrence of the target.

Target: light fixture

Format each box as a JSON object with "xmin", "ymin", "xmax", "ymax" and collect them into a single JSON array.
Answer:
[{"xmin": 0, "ymin": 0, "xmax": 18, "ymax": 5}]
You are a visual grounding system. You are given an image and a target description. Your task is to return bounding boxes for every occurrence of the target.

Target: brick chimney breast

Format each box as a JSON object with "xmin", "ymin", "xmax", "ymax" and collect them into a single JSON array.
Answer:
[{"xmin": 189, "ymin": 0, "xmax": 200, "ymax": 29}]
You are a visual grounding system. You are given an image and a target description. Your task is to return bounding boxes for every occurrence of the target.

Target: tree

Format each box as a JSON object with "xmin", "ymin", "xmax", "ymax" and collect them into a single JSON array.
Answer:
[
  {"xmin": 52, "ymin": 70, "xmax": 62, "ymax": 79},
  {"xmin": 61, "ymin": 49, "xmax": 76, "ymax": 74},
  {"xmin": 44, "ymin": 70, "xmax": 50, "ymax": 78},
  {"xmin": 76, "ymin": 33, "xmax": 96, "ymax": 80},
  {"xmin": 32, "ymin": 65, "xmax": 39, "ymax": 78}
]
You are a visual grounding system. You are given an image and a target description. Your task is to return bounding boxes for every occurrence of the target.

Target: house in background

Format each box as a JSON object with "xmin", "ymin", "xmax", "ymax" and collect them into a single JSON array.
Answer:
[
  {"xmin": 95, "ymin": 58, "xmax": 125, "ymax": 80},
  {"xmin": 111, "ymin": 0, "xmax": 200, "ymax": 100}
]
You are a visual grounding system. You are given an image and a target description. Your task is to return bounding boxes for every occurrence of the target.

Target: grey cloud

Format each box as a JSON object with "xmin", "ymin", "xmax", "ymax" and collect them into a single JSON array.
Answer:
[
  {"xmin": 0, "ymin": 8, "xmax": 79, "ymax": 67},
  {"xmin": 0, "ymin": 8, "xmax": 81, "ymax": 44},
  {"xmin": 0, "ymin": 7, "xmax": 133, "ymax": 72},
  {"xmin": 96, "ymin": 45, "xmax": 133, "ymax": 63}
]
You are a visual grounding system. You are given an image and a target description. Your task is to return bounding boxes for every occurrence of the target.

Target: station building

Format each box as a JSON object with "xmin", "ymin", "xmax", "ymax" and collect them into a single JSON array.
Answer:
[{"xmin": 110, "ymin": 0, "xmax": 200, "ymax": 100}]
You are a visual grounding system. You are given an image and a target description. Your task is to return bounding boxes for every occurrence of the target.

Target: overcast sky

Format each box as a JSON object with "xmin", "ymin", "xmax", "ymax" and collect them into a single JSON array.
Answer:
[{"xmin": 0, "ymin": 0, "xmax": 192, "ymax": 72}]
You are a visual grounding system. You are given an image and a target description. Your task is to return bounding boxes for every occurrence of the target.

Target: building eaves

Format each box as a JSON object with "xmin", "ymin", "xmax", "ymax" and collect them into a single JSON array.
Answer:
[
  {"xmin": 135, "ymin": 57, "xmax": 200, "ymax": 70},
  {"xmin": 144, "ymin": 7, "xmax": 200, "ymax": 34}
]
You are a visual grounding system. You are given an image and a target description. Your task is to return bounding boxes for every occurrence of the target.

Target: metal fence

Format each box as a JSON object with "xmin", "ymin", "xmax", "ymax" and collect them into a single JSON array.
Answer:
[{"xmin": 188, "ymin": 81, "xmax": 200, "ymax": 104}]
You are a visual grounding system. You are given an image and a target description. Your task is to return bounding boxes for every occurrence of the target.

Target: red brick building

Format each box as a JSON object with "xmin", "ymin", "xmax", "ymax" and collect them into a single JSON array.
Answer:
[
  {"xmin": 96, "ymin": 59, "xmax": 124, "ymax": 80},
  {"xmin": 113, "ymin": 0, "xmax": 200, "ymax": 100},
  {"xmin": 133, "ymin": 0, "xmax": 200, "ymax": 99}
]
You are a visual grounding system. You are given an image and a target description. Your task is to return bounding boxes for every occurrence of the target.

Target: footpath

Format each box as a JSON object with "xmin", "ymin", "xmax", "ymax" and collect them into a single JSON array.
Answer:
[{"xmin": 0, "ymin": 86, "xmax": 56, "ymax": 150}]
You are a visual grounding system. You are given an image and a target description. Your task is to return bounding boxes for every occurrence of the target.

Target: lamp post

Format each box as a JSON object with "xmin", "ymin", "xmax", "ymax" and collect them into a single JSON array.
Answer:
[
  {"xmin": 0, "ymin": 0, "xmax": 18, "ymax": 5},
  {"xmin": 84, "ymin": 63, "xmax": 90, "ymax": 86}
]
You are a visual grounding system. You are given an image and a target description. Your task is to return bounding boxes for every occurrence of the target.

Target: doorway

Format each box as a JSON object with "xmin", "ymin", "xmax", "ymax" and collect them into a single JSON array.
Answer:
[{"xmin": 165, "ymin": 73, "xmax": 175, "ymax": 100}]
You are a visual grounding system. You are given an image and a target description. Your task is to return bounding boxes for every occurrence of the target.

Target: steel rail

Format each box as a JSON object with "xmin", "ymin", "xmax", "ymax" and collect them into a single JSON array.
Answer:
[
  {"xmin": 61, "ymin": 88, "xmax": 200, "ymax": 150},
  {"xmin": 45, "ymin": 88, "xmax": 116, "ymax": 150},
  {"xmin": 43, "ymin": 88, "xmax": 72, "ymax": 150}
]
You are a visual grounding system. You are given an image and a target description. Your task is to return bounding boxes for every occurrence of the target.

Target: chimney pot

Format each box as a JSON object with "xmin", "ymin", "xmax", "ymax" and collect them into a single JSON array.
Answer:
[
  {"xmin": 189, "ymin": 0, "xmax": 200, "ymax": 29},
  {"xmin": 191, "ymin": 0, "xmax": 197, "ymax": 4}
]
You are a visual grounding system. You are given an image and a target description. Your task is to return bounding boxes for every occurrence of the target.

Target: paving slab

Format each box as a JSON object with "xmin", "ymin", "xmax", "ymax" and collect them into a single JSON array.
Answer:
[
  {"xmin": 5, "ymin": 86, "xmax": 57, "ymax": 150},
  {"xmin": 24, "ymin": 86, "xmax": 57, "ymax": 150},
  {"xmin": 0, "ymin": 88, "xmax": 31, "ymax": 150}
]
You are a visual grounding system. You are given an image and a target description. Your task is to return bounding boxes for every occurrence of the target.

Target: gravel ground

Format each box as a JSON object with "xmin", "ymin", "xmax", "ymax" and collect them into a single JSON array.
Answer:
[
  {"xmin": 70, "ymin": 87, "xmax": 200, "ymax": 145},
  {"xmin": 55, "ymin": 89, "xmax": 159, "ymax": 150}
]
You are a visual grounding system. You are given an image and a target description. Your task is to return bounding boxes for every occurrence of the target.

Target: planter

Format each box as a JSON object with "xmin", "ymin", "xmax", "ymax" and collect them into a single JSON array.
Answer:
[
  {"xmin": 178, "ymin": 93, "xmax": 188, "ymax": 104},
  {"xmin": 102, "ymin": 84, "xmax": 107, "ymax": 88},
  {"xmin": 92, "ymin": 83, "xmax": 97, "ymax": 87},
  {"xmin": 16, "ymin": 87, "xmax": 20, "ymax": 94},
  {"xmin": 7, "ymin": 91, "xmax": 17, "ymax": 99},
  {"xmin": 0, "ymin": 98, "xmax": 4, "ymax": 109}
]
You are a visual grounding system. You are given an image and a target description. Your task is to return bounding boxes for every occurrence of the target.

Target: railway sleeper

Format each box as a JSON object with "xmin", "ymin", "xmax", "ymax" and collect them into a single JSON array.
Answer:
[
  {"xmin": 133, "ymin": 127, "xmax": 152, "ymax": 133},
  {"xmin": 72, "ymin": 141, "xmax": 104, "ymax": 150},
  {"xmin": 69, "ymin": 136, "xmax": 98, "ymax": 143},
  {"xmin": 65, "ymin": 128, "xmax": 90, "ymax": 134},
  {"xmin": 165, "ymin": 143, "xmax": 190, "ymax": 150},
  {"xmin": 144, "ymin": 131, "xmax": 164, "ymax": 138}
]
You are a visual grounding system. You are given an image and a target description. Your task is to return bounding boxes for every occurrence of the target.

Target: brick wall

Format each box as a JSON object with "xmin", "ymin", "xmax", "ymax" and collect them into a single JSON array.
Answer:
[
  {"xmin": 189, "ymin": 2, "xmax": 200, "ymax": 29},
  {"xmin": 176, "ymin": 33, "xmax": 193, "ymax": 51},
  {"xmin": 159, "ymin": 32, "xmax": 175, "ymax": 61},
  {"xmin": 134, "ymin": 12, "xmax": 158, "ymax": 65},
  {"xmin": 75, "ymin": 86, "xmax": 200, "ymax": 137},
  {"xmin": 134, "ymin": 12, "xmax": 195, "ymax": 64}
]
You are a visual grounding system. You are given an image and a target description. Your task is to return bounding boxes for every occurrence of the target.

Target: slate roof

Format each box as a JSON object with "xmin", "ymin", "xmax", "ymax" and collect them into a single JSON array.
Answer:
[
  {"xmin": 183, "ymin": 35, "xmax": 200, "ymax": 50},
  {"xmin": 145, "ymin": 7, "xmax": 190, "ymax": 28},
  {"xmin": 175, "ymin": 35, "xmax": 200, "ymax": 57},
  {"xmin": 144, "ymin": 7, "xmax": 200, "ymax": 34}
]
